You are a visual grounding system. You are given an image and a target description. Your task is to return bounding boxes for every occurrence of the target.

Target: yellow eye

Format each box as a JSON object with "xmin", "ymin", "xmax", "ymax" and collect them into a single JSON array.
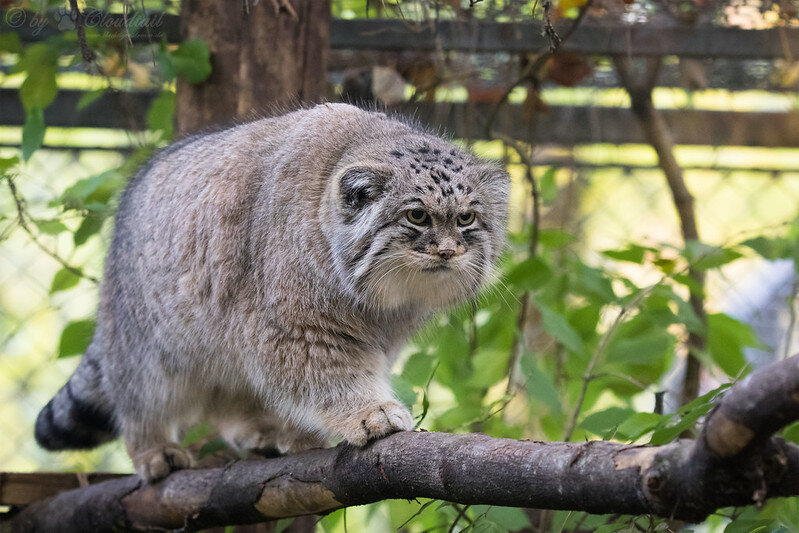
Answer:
[
  {"xmin": 457, "ymin": 212, "xmax": 475, "ymax": 226},
  {"xmin": 406, "ymin": 209, "xmax": 429, "ymax": 225}
]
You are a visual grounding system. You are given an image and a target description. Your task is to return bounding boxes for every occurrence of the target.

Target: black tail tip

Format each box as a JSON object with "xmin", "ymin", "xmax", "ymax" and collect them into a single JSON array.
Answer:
[
  {"xmin": 34, "ymin": 398, "xmax": 117, "ymax": 451},
  {"xmin": 34, "ymin": 400, "xmax": 62, "ymax": 450}
]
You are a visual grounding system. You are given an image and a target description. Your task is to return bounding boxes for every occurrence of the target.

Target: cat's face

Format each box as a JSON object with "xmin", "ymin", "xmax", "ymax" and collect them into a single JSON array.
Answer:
[{"xmin": 329, "ymin": 138, "xmax": 510, "ymax": 310}]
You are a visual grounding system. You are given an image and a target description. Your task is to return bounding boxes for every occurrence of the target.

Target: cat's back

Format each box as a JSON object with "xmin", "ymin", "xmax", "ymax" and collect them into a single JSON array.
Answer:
[
  {"xmin": 113, "ymin": 104, "xmax": 386, "ymax": 251},
  {"xmin": 101, "ymin": 104, "xmax": 392, "ymax": 328}
]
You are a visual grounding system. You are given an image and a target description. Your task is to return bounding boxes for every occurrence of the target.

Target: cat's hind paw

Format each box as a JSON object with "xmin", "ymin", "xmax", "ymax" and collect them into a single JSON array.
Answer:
[{"xmin": 132, "ymin": 443, "xmax": 193, "ymax": 483}]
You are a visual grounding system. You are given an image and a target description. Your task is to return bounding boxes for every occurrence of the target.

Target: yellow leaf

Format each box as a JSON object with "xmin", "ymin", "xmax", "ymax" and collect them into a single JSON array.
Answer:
[{"xmin": 558, "ymin": 0, "xmax": 587, "ymax": 10}]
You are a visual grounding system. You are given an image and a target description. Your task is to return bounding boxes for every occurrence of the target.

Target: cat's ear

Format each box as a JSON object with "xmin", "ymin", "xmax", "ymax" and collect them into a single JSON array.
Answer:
[
  {"xmin": 476, "ymin": 164, "xmax": 511, "ymax": 185},
  {"xmin": 339, "ymin": 166, "xmax": 389, "ymax": 210},
  {"xmin": 476, "ymin": 165, "xmax": 511, "ymax": 192}
]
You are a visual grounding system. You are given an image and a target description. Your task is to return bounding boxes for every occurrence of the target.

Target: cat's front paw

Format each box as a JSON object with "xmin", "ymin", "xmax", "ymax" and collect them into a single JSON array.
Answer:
[
  {"xmin": 339, "ymin": 401, "xmax": 414, "ymax": 446},
  {"xmin": 132, "ymin": 443, "xmax": 193, "ymax": 483}
]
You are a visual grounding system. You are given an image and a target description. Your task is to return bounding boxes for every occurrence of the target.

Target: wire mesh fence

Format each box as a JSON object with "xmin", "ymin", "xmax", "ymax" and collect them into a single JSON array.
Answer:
[{"xmin": 1, "ymin": 141, "xmax": 797, "ymax": 474}]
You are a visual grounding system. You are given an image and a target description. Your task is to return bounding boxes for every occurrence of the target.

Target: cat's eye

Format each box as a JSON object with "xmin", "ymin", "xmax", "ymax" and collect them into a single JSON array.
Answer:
[
  {"xmin": 406, "ymin": 209, "xmax": 429, "ymax": 225},
  {"xmin": 457, "ymin": 212, "xmax": 476, "ymax": 227}
]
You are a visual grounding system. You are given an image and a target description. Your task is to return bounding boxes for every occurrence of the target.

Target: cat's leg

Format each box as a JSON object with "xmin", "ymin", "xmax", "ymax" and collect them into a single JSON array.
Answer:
[
  {"xmin": 123, "ymin": 418, "xmax": 193, "ymax": 482},
  {"xmin": 216, "ymin": 408, "xmax": 327, "ymax": 456},
  {"xmin": 276, "ymin": 423, "xmax": 328, "ymax": 454},
  {"xmin": 217, "ymin": 414, "xmax": 282, "ymax": 456},
  {"xmin": 270, "ymin": 350, "xmax": 414, "ymax": 447},
  {"xmin": 115, "ymin": 368, "xmax": 195, "ymax": 481}
]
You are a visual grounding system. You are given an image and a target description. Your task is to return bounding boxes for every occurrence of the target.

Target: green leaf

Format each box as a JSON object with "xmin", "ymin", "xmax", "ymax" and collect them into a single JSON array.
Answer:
[
  {"xmin": 649, "ymin": 385, "xmax": 729, "ymax": 445},
  {"xmin": 158, "ymin": 39, "xmax": 212, "ymax": 84},
  {"xmin": 33, "ymin": 219, "xmax": 68, "ymax": 235},
  {"xmin": 782, "ymin": 420, "xmax": 799, "ymax": 445},
  {"xmin": 616, "ymin": 412, "xmax": 665, "ymax": 441},
  {"xmin": 22, "ymin": 107, "xmax": 46, "ymax": 161},
  {"xmin": 182, "ymin": 421, "xmax": 212, "ymax": 447},
  {"xmin": 20, "ymin": 65, "xmax": 58, "ymax": 111},
  {"xmin": 147, "ymin": 90, "xmax": 176, "ymax": 140},
  {"xmin": 724, "ymin": 519, "xmax": 779, "ymax": 533},
  {"xmin": 519, "ymin": 353, "xmax": 561, "ymax": 413},
  {"xmin": 672, "ymin": 273, "xmax": 705, "ymax": 300},
  {"xmin": 594, "ymin": 523, "xmax": 632, "ymax": 533},
  {"xmin": 15, "ymin": 42, "xmax": 58, "ymax": 73},
  {"xmin": 568, "ymin": 303, "xmax": 601, "ymax": 337},
  {"xmin": 58, "ymin": 170, "xmax": 123, "ymax": 212},
  {"xmin": 401, "ymin": 351, "xmax": 434, "ymax": 387},
  {"xmin": 436, "ymin": 404, "xmax": 482, "ymax": 429},
  {"xmin": 0, "ymin": 32, "xmax": 23, "ymax": 54},
  {"xmin": 471, "ymin": 506, "xmax": 532, "ymax": 531},
  {"xmin": 535, "ymin": 302, "xmax": 584, "ymax": 354},
  {"xmin": 579, "ymin": 406, "xmax": 635, "ymax": 437},
  {"xmin": 76, "ymin": 88, "xmax": 106, "ymax": 111},
  {"xmin": 60, "ymin": 172, "xmax": 113, "ymax": 204},
  {"xmin": 684, "ymin": 240, "xmax": 743, "ymax": 271},
  {"xmin": 505, "ymin": 256, "xmax": 552, "ymax": 291},
  {"xmin": 538, "ymin": 229, "xmax": 577, "ymax": 248},
  {"xmin": 602, "ymin": 244, "xmax": 652, "ymax": 264},
  {"xmin": 649, "ymin": 406, "xmax": 707, "ymax": 445},
  {"xmin": 50, "ymin": 268, "xmax": 81, "ymax": 294},
  {"xmin": 74, "ymin": 215, "xmax": 105, "ymax": 246},
  {"xmin": 467, "ymin": 348, "xmax": 511, "ymax": 388},
  {"xmin": 741, "ymin": 236, "xmax": 795, "ymax": 261},
  {"xmin": 653, "ymin": 257, "xmax": 677, "ymax": 274},
  {"xmin": 198, "ymin": 437, "xmax": 228, "ymax": 459},
  {"xmin": 273, "ymin": 519, "xmax": 295, "ymax": 533},
  {"xmin": 58, "ymin": 319, "xmax": 96, "ymax": 358},
  {"xmin": 391, "ymin": 373, "xmax": 417, "ymax": 410},
  {"xmin": 538, "ymin": 167, "xmax": 558, "ymax": 204},
  {"xmin": 317, "ymin": 509, "xmax": 344, "ymax": 532},
  {"xmin": 574, "ymin": 264, "xmax": 616, "ymax": 304},
  {"xmin": 707, "ymin": 313, "xmax": 762, "ymax": 377},
  {"xmin": 0, "ymin": 156, "xmax": 19, "ymax": 173},
  {"xmin": 606, "ymin": 330, "xmax": 675, "ymax": 366}
]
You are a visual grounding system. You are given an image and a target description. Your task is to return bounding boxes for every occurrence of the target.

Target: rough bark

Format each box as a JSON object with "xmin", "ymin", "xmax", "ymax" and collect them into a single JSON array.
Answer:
[
  {"xmin": 613, "ymin": 56, "xmax": 705, "ymax": 407},
  {"xmin": 175, "ymin": 0, "xmax": 331, "ymax": 136},
  {"xmin": 5, "ymin": 354, "xmax": 799, "ymax": 532}
]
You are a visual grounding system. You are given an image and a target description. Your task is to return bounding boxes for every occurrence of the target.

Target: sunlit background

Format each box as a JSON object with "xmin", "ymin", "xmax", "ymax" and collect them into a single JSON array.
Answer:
[{"xmin": 1, "ymin": 0, "xmax": 798, "ymax": 531}]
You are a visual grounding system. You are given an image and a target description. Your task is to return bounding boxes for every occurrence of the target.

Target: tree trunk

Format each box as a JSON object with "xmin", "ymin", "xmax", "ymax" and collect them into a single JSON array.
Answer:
[{"xmin": 175, "ymin": 0, "xmax": 331, "ymax": 136}]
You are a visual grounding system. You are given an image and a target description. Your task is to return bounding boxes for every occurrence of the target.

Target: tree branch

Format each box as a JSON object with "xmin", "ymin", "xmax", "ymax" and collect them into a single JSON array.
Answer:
[
  {"xmin": 5, "ymin": 354, "xmax": 799, "ymax": 532},
  {"xmin": 612, "ymin": 55, "xmax": 705, "ymax": 408}
]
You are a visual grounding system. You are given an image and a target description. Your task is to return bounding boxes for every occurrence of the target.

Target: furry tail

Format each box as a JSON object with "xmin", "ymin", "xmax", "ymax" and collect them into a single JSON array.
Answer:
[{"xmin": 35, "ymin": 355, "xmax": 118, "ymax": 450}]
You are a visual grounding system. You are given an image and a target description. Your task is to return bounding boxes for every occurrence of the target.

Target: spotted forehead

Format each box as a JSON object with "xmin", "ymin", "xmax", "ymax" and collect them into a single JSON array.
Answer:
[{"xmin": 390, "ymin": 144, "xmax": 474, "ymax": 205}]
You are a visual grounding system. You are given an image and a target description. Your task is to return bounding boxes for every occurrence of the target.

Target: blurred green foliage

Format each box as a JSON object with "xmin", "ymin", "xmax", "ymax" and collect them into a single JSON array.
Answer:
[{"xmin": 1, "ymin": 1, "xmax": 799, "ymax": 532}]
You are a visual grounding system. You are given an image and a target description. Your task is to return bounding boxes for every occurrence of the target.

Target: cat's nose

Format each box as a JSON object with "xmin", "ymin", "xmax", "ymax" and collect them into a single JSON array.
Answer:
[{"xmin": 438, "ymin": 247, "xmax": 455, "ymax": 260}]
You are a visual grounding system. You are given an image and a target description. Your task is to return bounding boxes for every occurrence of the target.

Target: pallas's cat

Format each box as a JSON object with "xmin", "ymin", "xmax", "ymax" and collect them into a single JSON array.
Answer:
[{"xmin": 35, "ymin": 104, "xmax": 510, "ymax": 481}]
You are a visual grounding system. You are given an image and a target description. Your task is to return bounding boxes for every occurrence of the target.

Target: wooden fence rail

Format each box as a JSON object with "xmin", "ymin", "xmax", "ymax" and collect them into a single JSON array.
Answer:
[
  {"xmin": 1, "ymin": 10, "xmax": 797, "ymax": 59},
  {"xmin": 1, "ymin": 89, "xmax": 797, "ymax": 148}
]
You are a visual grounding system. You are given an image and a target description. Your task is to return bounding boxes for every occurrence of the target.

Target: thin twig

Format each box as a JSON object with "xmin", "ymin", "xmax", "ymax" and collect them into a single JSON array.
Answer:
[
  {"xmin": 496, "ymin": 134, "xmax": 541, "ymax": 397},
  {"xmin": 484, "ymin": 0, "xmax": 594, "ymax": 138},
  {"xmin": 5, "ymin": 176, "xmax": 98, "ymax": 284},
  {"xmin": 68, "ymin": 0, "xmax": 96, "ymax": 64},
  {"xmin": 541, "ymin": 0, "xmax": 561, "ymax": 53},
  {"xmin": 447, "ymin": 504, "xmax": 471, "ymax": 533},
  {"xmin": 562, "ymin": 283, "xmax": 661, "ymax": 441}
]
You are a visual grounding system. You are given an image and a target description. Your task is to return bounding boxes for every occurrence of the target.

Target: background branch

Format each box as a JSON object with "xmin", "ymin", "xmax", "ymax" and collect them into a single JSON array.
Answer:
[{"xmin": 613, "ymin": 55, "xmax": 706, "ymax": 408}]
